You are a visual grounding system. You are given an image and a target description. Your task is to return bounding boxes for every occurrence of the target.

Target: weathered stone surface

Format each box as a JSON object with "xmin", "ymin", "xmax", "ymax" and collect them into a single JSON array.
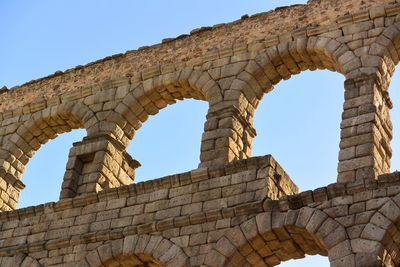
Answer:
[{"xmin": 1, "ymin": 0, "xmax": 400, "ymax": 266}]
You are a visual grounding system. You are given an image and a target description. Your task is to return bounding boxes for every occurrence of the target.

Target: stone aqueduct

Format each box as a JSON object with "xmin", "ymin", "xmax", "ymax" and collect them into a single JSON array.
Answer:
[{"xmin": 3, "ymin": 0, "xmax": 400, "ymax": 266}]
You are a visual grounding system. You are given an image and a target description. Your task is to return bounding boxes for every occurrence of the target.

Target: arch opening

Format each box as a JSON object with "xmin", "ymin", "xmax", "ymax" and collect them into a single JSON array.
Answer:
[
  {"xmin": 127, "ymin": 99, "xmax": 208, "ymax": 182},
  {"xmin": 114, "ymin": 71, "xmax": 214, "ymax": 182},
  {"xmin": 228, "ymin": 225, "xmax": 328, "ymax": 266},
  {"xmin": 83, "ymin": 235, "xmax": 188, "ymax": 267},
  {"xmin": 225, "ymin": 229, "xmax": 328, "ymax": 266},
  {"xmin": 252, "ymin": 70, "xmax": 345, "ymax": 191},
  {"xmin": 207, "ymin": 37, "xmax": 350, "ymax": 170},
  {"xmin": 18, "ymin": 129, "xmax": 86, "ymax": 208},
  {"xmin": 279, "ymin": 255, "xmax": 329, "ymax": 267},
  {"xmin": 0, "ymin": 101, "xmax": 95, "ymax": 209}
]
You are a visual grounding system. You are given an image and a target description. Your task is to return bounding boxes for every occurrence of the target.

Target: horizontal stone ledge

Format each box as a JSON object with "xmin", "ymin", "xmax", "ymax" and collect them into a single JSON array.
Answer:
[
  {"xmin": 0, "ymin": 200, "xmax": 265, "ymax": 256},
  {"xmin": 1, "ymin": 172, "xmax": 400, "ymax": 257},
  {"xmin": 0, "ymin": 154, "xmax": 281, "ymax": 221},
  {"xmin": 276, "ymin": 172, "xmax": 400, "ymax": 212},
  {"xmin": 2, "ymin": 159, "xmax": 400, "ymax": 224}
]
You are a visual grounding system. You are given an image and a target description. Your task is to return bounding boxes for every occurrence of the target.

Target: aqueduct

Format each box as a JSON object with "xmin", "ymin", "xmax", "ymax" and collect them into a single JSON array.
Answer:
[{"xmin": 1, "ymin": 0, "xmax": 400, "ymax": 266}]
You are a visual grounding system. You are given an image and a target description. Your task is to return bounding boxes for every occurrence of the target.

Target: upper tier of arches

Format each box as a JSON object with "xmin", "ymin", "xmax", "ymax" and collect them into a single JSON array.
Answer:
[{"xmin": 1, "ymin": 3, "xmax": 400, "ymax": 210}]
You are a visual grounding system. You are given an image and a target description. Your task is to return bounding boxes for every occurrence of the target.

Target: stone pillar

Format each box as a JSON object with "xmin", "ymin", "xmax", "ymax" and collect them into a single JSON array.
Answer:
[
  {"xmin": 0, "ymin": 175, "xmax": 25, "ymax": 211},
  {"xmin": 199, "ymin": 105, "xmax": 256, "ymax": 168},
  {"xmin": 338, "ymin": 74, "xmax": 392, "ymax": 183},
  {"xmin": 60, "ymin": 134, "xmax": 140, "ymax": 199}
]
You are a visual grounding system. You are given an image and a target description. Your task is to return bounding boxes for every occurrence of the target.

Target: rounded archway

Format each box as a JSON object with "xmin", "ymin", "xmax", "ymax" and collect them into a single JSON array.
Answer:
[
  {"xmin": 0, "ymin": 254, "xmax": 41, "ymax": 267},
  {"xmin": 128, "ymin": 99, "xmax": 207, "ymax": 182},
  {"xmin": 252, "ymin": 69, "xmax": 344, "ymax": 191},
  {"xmin": 81, "ymin": 235, "xmax": 189, "ymax": 267},
  {"xmin": 0, "ymin": 101, "xmax": 95, "ymax": 210},
  {"xmin": 204, "ymin": 208, "xmax": 347, "ymax": 266},
  {"xmin": 108, "ymin": 69, "xmax": 220, "ymax": 180},
  {"xmin": 17, "ymin": 129, "xmax": 86, "ymax": 208}
]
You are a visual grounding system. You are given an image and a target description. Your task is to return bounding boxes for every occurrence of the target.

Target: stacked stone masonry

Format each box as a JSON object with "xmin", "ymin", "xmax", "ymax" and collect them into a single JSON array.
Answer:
[{"xmin": 3, "ymin": 0, "xmax": 400, "ymax": 266}]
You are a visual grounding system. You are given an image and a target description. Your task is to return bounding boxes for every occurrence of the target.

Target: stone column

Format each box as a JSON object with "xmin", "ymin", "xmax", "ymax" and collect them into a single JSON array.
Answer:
[
  {"xmin": 199, "ymin": 105, "xmax": 256, "ymax": 168},
  {"xmin": 60, "ymin": 133, "xmax": 140, "ymax": 199},
  {"xmin": 0, "ymin": 174, "xmax": 25, "ymax": 211},
  {"xmin": 338, "ymin": 74, "xmax": 392, "ymax": 183}
]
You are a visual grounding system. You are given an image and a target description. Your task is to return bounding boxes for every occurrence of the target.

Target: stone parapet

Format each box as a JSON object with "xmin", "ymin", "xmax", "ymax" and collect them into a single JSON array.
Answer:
[
  {"xmin": 1, "ymin": 0, "xmax": 400, "ymax": 265},
  {"xmin": 0, "ymin": 155, "xmax": 298, "ymax": 266},
  {"xmin": 1, "ymin": 156, "xmax": 400, "ymax": 265}
]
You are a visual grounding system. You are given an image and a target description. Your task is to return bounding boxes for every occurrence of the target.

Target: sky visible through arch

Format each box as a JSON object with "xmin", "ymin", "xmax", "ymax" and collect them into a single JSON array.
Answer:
[{"xmin": 2, "ymin": 1, "xmax": 400, "ymax": 266}]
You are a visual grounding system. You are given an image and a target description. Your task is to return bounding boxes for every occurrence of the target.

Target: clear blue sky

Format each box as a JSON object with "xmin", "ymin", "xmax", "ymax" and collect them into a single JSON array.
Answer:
[{"xmin": 2, "ymin": 1, "xmax": 400, "ymax": 266}]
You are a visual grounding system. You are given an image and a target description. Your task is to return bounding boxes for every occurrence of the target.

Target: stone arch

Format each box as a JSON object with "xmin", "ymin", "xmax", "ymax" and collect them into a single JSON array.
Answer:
[
  {"xmin": 99, "ymin": 68, "xmax": 222, "ymax": 174},
  {"xmin": 369, "ymin": 24, "xmax": 400, "ymax": 78},
  {"xmin": 204, "ymin": 207, "xmax": 351, "ymax": 266},
  {"xmin": 0, "ymin": 253, "xmax": 41, "ymax": 267},
  {"xmin": 3, "ymin": 100, "xmax": 96, "ymax": 166},
  {"xmin": 222, "ymin": 34, "xmax": 398, "ymax": 182},
  {"xmin": 199, "ymin": 36, "xmax": 351, "ymax": 169},
  {"xmin": 355, "ymin": 193, "xmax": 400, "ymax": 266},
  {"xmin": 0, "ymin": 101, "xmax": 97, "ymax": 210},
  {"xmin": 228, "ymin": 36, "xmax": 349, "ymax": 110},
  {"xmin": 109, "ymin": 68, "xmax": 222, "ymax": 144},
  {"xmin": 79, "ymin": 234, "xmax": 189, "ymax": 267}
]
